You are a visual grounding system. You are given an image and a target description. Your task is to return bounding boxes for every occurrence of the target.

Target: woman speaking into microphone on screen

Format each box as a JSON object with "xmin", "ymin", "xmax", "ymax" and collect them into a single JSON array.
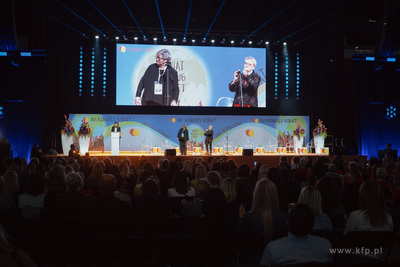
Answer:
[{"xmin": 229, "ymin": 56, "xmax": 261, "ymax": 108}]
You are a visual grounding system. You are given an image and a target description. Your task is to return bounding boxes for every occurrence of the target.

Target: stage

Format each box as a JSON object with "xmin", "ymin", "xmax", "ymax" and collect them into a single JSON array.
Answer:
[{"xmin": 58, "ymin": 151, "xmax": 365, "ymax": 168}]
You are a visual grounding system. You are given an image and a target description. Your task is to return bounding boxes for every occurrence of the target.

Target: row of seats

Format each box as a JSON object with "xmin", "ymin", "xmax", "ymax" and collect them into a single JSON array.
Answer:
[
  {"xmin": 11, "ymin": 233, "xmax": 400, "ymax": 267},
  {"xmin": 3, "ymin": 216, "xmax": 399, "ymax": 266}
]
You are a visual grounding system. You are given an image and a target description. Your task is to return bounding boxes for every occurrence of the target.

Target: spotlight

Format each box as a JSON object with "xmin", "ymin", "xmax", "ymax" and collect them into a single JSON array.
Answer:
[
  {"xmin": 134, "ymin": 36, "xmax": 138, "ymax": 40},
  {"xmin": 202, "ymin": 38, "xmax": 206, "ymax": 44},
  {"xmin": 211, "ymin": 39, "xmax": 215, "ymax": 43},
  {"xmin": 265, "ymin": 41, "xmax": 269, "ymax": 45},
  {"xmin": 385, "ymin": 104, "xmax": 397, "ymax": 120},
  {"xmin": 153, "ymin": 37, "xmax": 157, "ymax": 41},
  {"xmin": 283, "ymin": 42, "xmax": 287, "ymax": 45},
  {"xmin": 173, "ymin": 38, "xmax": 177, "ymax": 42},
  {"xmin": 95, "ymin": 35, "xmax": 99, "ymax": 39},
  {"xmin": 115, "ymin": 36, "xmax": 119, "ymax": 40},
  {"xmin": 192, "ymin": 39, "xmax": 195, "ymax": 43},
  {"xmin": 248, "ymin": 41, "xmax": 252, "ymax": 44},
  {"xmin": 182, "ymin": 37, "xmax": 187, "ymax": 43},
  {"xmin": 220, "ymin": 38, "xmax": 225, "ymax": 44},
  {"xmin": 163, "ymin": 37, "xmax": 167, "ymax": 42},
  {"xmin": 143, "ymin": 36, "xmax": 148, "ymax": 41},
  {"xmin": 231, "ymin": 40, "xmax": 234, "ymax": 44}
]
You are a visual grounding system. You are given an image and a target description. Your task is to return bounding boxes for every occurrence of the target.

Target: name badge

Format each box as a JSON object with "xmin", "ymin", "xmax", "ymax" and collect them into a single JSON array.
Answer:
[
  {"xmin": 154, "ymin": 81, "xmax": 163, "ymax": 95},
  {"xmin": 181, "ymin": 133, "xmax": 184, "ymax": 138}
]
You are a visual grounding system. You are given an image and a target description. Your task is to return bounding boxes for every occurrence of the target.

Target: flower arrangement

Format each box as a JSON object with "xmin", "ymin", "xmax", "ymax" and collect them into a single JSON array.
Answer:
[
  {"xmin": 293, "ymin": 121, "xmax": 306, "ymax": 137},
  {"xmin": 78, "ymin": 117, "xmax": 93, "ymax": 137},
  {"xmin": 61, "ymin": 115, "xmax": 76, "ymax": 136},
  {"xmin": 313, "ymin": 119, "xmax": 327, "ymax": 139}
]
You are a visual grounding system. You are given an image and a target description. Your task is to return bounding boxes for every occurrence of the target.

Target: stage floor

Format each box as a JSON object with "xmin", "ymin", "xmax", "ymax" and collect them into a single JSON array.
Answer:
[{"xmin": 58, "ymin": 151, "xmax": 365, "ymax": 168}]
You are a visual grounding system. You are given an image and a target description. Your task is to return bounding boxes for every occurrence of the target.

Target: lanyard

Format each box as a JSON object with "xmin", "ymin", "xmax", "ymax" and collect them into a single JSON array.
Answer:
[{"xmin": 158, "ymin": 68, "xmax": 165, "ymax": 83}]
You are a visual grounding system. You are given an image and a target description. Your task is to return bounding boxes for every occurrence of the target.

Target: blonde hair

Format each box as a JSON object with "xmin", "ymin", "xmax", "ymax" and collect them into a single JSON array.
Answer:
[
  {"xmin": 298, "ymin": 186, "xmax": 322, "ymax": 216},
  {"xmin": 3, "ymin": 171, "xmax": 19, "ymax": 195},
  {"xmin": 195, "ymin": 165, "xmax": 207, "ymax": 181},
  {"xmin": 258, "ymin": 165, "xmax": 270, "ymax": 180},
  {"xmin": 89, "ymin": 162, "xmax": 104, "ymax": 183},
  {"xmin": 252, "ymin": 179, "xmax": 279, "ymax": 242},
  {"xmin": 183, "ymin": 160, "xmax": 192, "ymax": 175},
  {"xmin": 220, "ymin": 178, "xmax": 237, "ymax": 202},
  {"xmin": 118, "ymin": 162, "xmax": 129, "ymax": 178}
]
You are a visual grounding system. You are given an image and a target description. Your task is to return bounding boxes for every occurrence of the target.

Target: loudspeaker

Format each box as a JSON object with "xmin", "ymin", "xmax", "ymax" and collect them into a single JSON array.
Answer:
[
  {"xmin": 243, "ymin": 149, "xmax": 253, "ymax": 156},
  {"xmin": 165, "ymin": 149, "xmax": 176, "ymax": 156}
]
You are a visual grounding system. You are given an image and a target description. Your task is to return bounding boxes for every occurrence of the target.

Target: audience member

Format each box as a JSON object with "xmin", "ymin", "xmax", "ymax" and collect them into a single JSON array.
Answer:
[
  {"xmin": 180, "ymin": 178, "xmax": 210, "ymax": 217},
  {"xmin": 168, "ymin": 170, "xmax": 195, "ymax": 197},
  {"xmin": 260, "ymin": 203, "xmax": 332, "ymax": 266},
  {"xmin": 18, "ymin": 173, "xmax": 47, "ymax": 219},
  {"xmin": 315, "ymin": 176, "xmax": 347, "ymax": 229},
  {"xmin": 84, "ymin": 174, "xmax": 131, "ymax": 219},
  {"xmin": 206, "ymin": 171, "xmax": 221, "ymax": 188},
  {"xmin": 344, "ymin": 181, "xmax": 393, "ymax": 234},
  {"xmin": 298, "ymin": 186, "xmax": 333, "ymax": 231},
  {"xmin": 237, "ymin": 179, "xmax": 288, "ymax": 265},
  {"xmin": 0, "ymin": 175, "xmax": 17, "ymax": 212},
  {"xmin": 56, "ymin": 172, "xmax": 91, "ymax": 218},
  {"xmin": 201, "ymin": 187, "xmax": 226, "ymax": 218},
  {"xmin": 134, "ymin": 178, "xmax": 169, "ymax": 217}
]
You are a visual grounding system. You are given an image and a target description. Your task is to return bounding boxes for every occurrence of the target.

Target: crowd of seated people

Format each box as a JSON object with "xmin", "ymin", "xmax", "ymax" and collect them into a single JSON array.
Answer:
[{"xmin": 0, "ymin": 152, "xmax": 399, "ymax": 266}]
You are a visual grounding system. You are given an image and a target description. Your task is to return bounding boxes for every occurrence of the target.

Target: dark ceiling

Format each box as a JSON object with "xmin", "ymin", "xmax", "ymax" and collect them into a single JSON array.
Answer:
[{"xmin": 1, "ymin": 0, "xmax": 399, "ymax": 52}]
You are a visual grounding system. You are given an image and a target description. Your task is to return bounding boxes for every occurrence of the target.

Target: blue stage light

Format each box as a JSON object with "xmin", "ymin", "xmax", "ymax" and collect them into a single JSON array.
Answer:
[{"xmin": 385, "ymin": 105, "xmax": 397, "ymax": 120}]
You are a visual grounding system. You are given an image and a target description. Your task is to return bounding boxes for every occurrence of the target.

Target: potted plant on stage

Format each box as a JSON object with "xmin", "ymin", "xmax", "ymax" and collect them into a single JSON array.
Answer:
[
  {"xmin": 293, "ymin": 121, "xmax": 306, "ymax": 153},
  {"xmin": 78, "ymin": 117, "xmax": 92, "ymax": 155},
  {"xmin": 313, "ymin": 119, "xmax": 327, "ymax": 154},
  {"xmin": 60, "ymin": 115, "xmax": 76, "ymax": 155}
]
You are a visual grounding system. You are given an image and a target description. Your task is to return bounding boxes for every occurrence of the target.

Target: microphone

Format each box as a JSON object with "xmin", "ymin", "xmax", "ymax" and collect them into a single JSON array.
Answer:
[{"xmin": 236, "ymin": 69, "xmax": 241, "ymax": 74}]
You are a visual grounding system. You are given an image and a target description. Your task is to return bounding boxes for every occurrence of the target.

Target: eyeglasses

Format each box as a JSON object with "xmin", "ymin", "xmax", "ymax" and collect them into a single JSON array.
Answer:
[
  {"xmin": 244, "ymin": 62, "xmax": 254, "ymax": 66},
  {"xmin": 156, "ymin": 56, "xmax": 167, "ymax": 61}
]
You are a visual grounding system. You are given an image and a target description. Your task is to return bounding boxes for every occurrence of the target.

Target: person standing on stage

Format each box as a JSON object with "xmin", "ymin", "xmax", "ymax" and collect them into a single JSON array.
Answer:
[
  {"xmin": 229, "ymin": 56, "xmax": 261, "ymax": 107},
  {"xmin": 204, "ymin": 125, "xmax": 214, "ymax": 155},
  {"xmin": 135, "ymin": 49, "xmax": 179, "ymax": 106},
  {"xmin": 111, "ymin": 122, "xmax": 121, "ymax": 138},
  {"xmin": 177, "ymin": 124, "xmax": 189, "ymax": 156}
]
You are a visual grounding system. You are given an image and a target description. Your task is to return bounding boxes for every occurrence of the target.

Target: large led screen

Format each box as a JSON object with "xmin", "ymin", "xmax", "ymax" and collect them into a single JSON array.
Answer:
[{"xmin": 116, "ymin": 44, "xmax": 266, "ymax": 107}]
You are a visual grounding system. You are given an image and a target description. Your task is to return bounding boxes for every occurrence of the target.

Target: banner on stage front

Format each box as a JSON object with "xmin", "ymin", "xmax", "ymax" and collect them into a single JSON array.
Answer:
[{"xmin": 68, "ymin": 114, "xmax": 309, "ymax": 153}]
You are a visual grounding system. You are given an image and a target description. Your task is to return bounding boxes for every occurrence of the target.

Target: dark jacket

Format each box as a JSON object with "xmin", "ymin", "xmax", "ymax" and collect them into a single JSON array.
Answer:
[
  {"xmin": 177, "ymin": 128, "xmax": 189, "ymax": 142},
  {"xmin": 136, "ymin": 63, "xmax": 179, "ymax": 106},
  {"xmin": 229, "ymin": 71, "xmax": 261, "ymax": 107},
  {"xmin": 204, "ymin": 129, "xmax": 214, "ymax": 141}
]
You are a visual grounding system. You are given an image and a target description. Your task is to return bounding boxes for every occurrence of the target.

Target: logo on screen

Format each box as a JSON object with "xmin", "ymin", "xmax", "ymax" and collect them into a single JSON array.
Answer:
[{"xmin": 118, "ymin": 46, "xmax": 126, "ymax": 53}]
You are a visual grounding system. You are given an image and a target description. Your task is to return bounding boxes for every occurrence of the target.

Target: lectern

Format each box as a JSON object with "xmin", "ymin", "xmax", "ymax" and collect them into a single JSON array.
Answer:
[{"xmin": 111, "ymin": 132, "xmax": 120, "ymax": 155}]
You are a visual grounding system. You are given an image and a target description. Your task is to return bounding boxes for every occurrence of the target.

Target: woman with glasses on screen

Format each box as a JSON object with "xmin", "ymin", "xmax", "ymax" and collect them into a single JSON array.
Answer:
[
  {"xmin": 135, "ymin": 49, "xmax": 179, "ymax": 106},
  {"xmin": 229, "ymin": 56, "xmax": 261, "ymax": 107}
]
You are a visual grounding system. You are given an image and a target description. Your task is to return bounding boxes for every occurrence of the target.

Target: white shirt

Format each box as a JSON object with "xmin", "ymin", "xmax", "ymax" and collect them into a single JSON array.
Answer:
[
  {"xmin": 344, "ymin": 209, "xmax": 393, "ymax": 235},
  {"xmin": 167, "ymin": 187, "xmax": 195, "ymax": 198}
]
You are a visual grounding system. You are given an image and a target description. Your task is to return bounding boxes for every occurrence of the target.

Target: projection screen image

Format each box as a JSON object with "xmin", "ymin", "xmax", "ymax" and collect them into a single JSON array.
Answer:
[{"xmin": 116, "ymin": 44, "xmax": 266, "ymax": 107}]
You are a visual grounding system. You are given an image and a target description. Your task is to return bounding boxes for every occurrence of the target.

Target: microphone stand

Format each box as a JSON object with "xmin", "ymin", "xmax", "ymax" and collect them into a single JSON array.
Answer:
[
  {"xmin": 239, "ymin": 73, "xmax": 243, "ymax": 107},
  {"xmin": 225, "ymin": 132, "xmax": 229, "ymax": 155},
  {"xmin": 166, "ymin": 64, "xmax": 170, "ymax": 106}
]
